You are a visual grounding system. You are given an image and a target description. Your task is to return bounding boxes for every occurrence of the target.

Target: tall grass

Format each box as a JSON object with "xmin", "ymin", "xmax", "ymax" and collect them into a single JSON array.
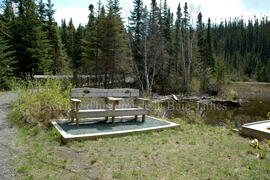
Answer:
[{"xmin": 10, "ymin": 79, "xmax": 72, "ymax": 127}]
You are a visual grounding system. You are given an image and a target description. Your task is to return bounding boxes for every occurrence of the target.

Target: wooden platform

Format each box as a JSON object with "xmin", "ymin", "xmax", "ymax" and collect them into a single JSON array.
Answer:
[
  {"xmin": 52, "ymin": 116, "xmax": 179, "ymax": 140},
  {"xmin": 241, "ymin": 120, "xmax": 270, "ymax": 139}
]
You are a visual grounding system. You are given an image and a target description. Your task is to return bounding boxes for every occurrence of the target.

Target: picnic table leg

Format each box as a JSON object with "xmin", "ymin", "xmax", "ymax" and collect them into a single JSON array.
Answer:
[
  {"xmin": 69, "ymin": 110, "xmax": 75, "ymax": 123},
  {"xmin": 135, "ymin": 115, "xmax": 138, "ymax": 121},
  {"xmin": 112, "ymin": 103, "xmax": 116, "ymax": 123},
  {"xmin": 104, "ymin": 102, "xmax": 109, "ymax": 122},
  {"xmin": 142, "ymin": 115, "xmax": 146, "ymax": 122},
  {"xmin": 76, "ymin": 117, "xmax": 79, "ymax": 126},
  {"xmin": 71, "ymin": 116, "xmax": 74, "ymax": 123},
  {"xmin": 75, "ymin": 102, "xmax": 80, "ymax": 126}
]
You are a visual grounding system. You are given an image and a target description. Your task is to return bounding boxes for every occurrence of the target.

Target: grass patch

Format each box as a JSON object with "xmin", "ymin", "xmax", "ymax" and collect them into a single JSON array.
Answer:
[
  {"xmin": 224, "ymin": 81, "xmax": 270, "ymax": 98},
  {"xmin": 10, "ymin": 117, "xmax": 270, "ymax": 179}
]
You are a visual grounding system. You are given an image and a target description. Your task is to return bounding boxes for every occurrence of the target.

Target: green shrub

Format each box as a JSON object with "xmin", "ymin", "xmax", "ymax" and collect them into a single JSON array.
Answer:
[{"xmin": 11, "ymin": 79, "xmax": 72, "ymax": 127}]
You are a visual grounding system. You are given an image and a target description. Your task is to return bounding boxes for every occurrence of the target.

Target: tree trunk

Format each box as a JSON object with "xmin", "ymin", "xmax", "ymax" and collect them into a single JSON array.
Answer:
[{"xmin": 144, "ymin": 38, "xmax": 150, "ymax": 95}]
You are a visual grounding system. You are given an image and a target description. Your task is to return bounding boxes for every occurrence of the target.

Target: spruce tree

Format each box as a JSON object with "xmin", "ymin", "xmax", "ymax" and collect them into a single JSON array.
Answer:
[
  {"xmin": 182, "ymin": 2, "xmax": 192, "ymax": 92},
  {"xmin": 87, "ymin": 4, "xmax": 95, "ymax": 29},
  {"xmin": 196, "ymin": 12, "xmax": 204, "ymax": 63},
  {"xmin": 196, "ymin": 12, "xmax": 210, "ymax": 92},
  {"xmin": 60, "ymin": 19, "xmax": 68, "ymax": 51},
  {"xmin": 206, "ymin": 18, "xmax": 214, "ymax": 67},
  {"xmin": 129, "ymin": 0, "xmax": 144, "ymax": 43},
  {"xmin": 71, "ymin": 23, "xmax": 84, "ymax": 86},
  {"xmin": 82, "ymin": 4, "xmax": 97, "ymax": 84},
  {"xmin": 0, "ymin": 17, "xmax": 15, "ymax": 89},
  {"xmin": 95, "ymin": 6, "xmax": 107, "ymax": 86},
  {"xmin": 128, "ymin": 0, "xmax": 144, "ymax": 89},
  {"xmin": 66, "ymin": 18, "xmax": 76, "ymax": 60},
  {"xmin": 174, "ymin": 3, "xmax": 182, "ymax": 74},
  {"xmin": 37, "ymin": 0, "xmax": 46, "ymax": 22},
  {"xmin": 101, "ymin": 0, "xmax": 130, "ymax": 88},
  {"xmin": 0, "ymin": 35, "xmax": 14, "ymax": 89},
  {"xmin": 10, "ymin": 0, "xmax": 51, "ymax": 77},
  {"xmin": 44, "ymin": 0, "xmax": 68, "ymax": 74},
  {"xmin": 73, "ymin": 24, "xmax": 84, "ymax": 71}
]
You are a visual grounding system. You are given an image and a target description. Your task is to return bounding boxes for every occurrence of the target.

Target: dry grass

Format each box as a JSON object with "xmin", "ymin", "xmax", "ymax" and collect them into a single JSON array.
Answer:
[{"xmin": 225, "ymin": 82, "xmax": 270, "ymax": 98}]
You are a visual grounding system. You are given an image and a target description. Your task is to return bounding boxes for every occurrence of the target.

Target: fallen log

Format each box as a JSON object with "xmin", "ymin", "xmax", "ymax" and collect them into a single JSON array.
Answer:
[{"xmin": 212, "ymin": 100, "xmax": 241, "ymax": 107}]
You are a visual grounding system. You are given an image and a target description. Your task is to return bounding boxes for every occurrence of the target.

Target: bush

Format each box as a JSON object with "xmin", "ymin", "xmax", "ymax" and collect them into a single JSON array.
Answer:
[{"xmin": 11, "ymin": 79, "xmax": 72, "ymax": 127}]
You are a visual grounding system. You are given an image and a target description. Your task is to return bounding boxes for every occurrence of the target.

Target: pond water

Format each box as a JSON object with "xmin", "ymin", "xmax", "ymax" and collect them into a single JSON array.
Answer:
[
  {"xmin": 160, "ymin": 96, "xmax": 270, "ymax": 128},
  {"xmin": 203, "ymin": 96, "xmax": 270, "ymax": 127}
]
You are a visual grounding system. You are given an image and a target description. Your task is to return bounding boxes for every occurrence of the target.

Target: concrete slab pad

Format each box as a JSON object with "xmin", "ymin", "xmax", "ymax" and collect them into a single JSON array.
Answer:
[{"xmin": 52, "ymin": 116, "xmax": 179, "ymax": 140}]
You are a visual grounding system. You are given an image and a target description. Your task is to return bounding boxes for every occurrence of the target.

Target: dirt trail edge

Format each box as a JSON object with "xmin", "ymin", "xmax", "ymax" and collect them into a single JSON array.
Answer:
[{"xmin": 0, "ymin": 92, "xmax": 17, "ymax": 179}]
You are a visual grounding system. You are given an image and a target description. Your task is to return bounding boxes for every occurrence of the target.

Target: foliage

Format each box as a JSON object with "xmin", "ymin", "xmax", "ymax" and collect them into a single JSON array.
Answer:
[
  {"xmin": 257, "ymin": 60, "xmax": 270, "ymax": 82},
  {"xmin": 2, "ymin": 0, "xmax": 270, "ymax": 94},
  {"xmin": 10, "ymin": 79, "xmax": 72, "ymax": 127},
  {"xmin": 7, "ymin": 0, "xmax": 52, "ymax": 76},
  {"xmin": 214, "ymin": 57, "xmax": 226, "ymax": 83},
  {"xmin": 41, "ymin": 0, "xmax": 69, "ymax": 74},
  {"xmin": 212, "ymin": 17, "xmax": 270, "ymax": 82},
  {"xmin": 249, "ymin": 139, "xmax": 270, "ymax": 159},
  {"xmin": 0, "ymin": 31, "xmax": 15, "ymax": 89}
]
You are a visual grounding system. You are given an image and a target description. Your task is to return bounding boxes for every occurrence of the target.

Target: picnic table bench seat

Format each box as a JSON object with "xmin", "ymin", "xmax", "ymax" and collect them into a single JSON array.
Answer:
[{"xmin": 69, "ymin": 88, "xmax": 149, "ymax": 125}]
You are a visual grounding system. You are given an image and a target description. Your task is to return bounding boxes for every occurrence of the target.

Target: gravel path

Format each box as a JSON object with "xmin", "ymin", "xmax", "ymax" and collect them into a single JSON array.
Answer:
[{"xmin": 0, "ymin": 92, "xmax": 17, "ymax": 179}]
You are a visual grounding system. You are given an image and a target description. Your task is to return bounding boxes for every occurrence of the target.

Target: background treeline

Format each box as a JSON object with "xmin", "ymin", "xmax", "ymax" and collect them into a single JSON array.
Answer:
[{"xmin": 0, "ymin": 0, "xmax": 270, "ymax": 94}]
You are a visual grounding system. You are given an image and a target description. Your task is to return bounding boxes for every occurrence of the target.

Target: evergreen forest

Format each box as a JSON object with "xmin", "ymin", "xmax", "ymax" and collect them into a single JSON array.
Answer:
[{"xmin": 1, "ymin": 0, "xmax": 270, "ymax": 94}]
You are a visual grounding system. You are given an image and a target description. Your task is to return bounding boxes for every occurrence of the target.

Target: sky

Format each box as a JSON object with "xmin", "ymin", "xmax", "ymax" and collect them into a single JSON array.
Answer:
[{"xmin": 53, "ymin": 0, "xmax": 270, "ymax": 27}]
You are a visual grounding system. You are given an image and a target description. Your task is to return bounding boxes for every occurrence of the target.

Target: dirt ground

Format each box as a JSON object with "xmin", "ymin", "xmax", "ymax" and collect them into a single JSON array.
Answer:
[{"xmin": 0, "ymin": 92, "xmax": 17, "ymax": 179}]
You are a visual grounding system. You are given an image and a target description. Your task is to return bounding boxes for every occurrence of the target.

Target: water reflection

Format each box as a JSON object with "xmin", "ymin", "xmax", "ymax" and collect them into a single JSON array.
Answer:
[{"xmin": 159, "ymin": 96, "xmax": 270, "ymax": 128}]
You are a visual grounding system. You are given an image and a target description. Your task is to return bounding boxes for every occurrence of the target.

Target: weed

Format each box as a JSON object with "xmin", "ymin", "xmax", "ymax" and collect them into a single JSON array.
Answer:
[
  {"xmin": 112, "ymin": 171, "xmax": 126, "ymax": 179},
  {"xmin": 90, "ymin": 158, "xmax": 97, "ymax": 165},
  {"xmin": 131, "ymin": 169, "xmax": 141, "ymax": 177},
  {"xmin": 10, "ymin": 79, "xmax": 72, "ymax": 127}
]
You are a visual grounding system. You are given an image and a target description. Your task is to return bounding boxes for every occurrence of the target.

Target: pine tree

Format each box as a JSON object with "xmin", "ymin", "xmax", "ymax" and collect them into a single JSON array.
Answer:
[
  {"xmin": 183, "ymin": 2, "xmax": 190, "ymax": 30},
  {"xmin": 174, "ymin": 3, "xmax": 182, "ymax": 74},
  {"xmin": 164, "ymin": 8, "xmax": 173, "ymax": 70},
  {"xmin": 196, "ymin": 12, "xmax": 204, "ymax": 63},
  {"xmin": 206, "ymin": 18, "xmax": 214, "ymax": 67},
  {"xmin": 73, "ymin": 24, "xmax": 84, "ymax": 71},
  {"xmin": 44, "ymin": 0, "xmax": 68, "ymax": 74},
  {"xmin": 129, "ymin": 0, "xmax": 144, "ymax": 43},
  {"xmin": 37, "ymin": 0, "xmax": 46, "ymax": 22},
  {"xmin": 1, "ymin": 0, "xmax": 14, "ymax": 41},
  {"xmin": 87, "ymin": 4, "xmax": 95, "ymax": 29},
  {"xmin": 128, "ymin": 0, "xmax": 145, "ymax": 89},
  {"xmin": 0, "ymin": 16, "xmax": 15, "ymax": 89},
  {"xmin": 100, "ymin": 0, "xmax": 130, "ymax": 88},
  {"xmin": 0, "ymin": 34, "xmax": 14, "ymax": 89},
  {"xmin": 66, "ymin": 18, "xmax": 76, "ymax": 62},
  {"xmin": 10, "ymin": 0, "xmax": 51, "ymax": 77},
  {"xmin": 182, "ymin": 2, "xmax": 192, "ymax": 92},
  {"xmin": 60, "ymin": 19, "xmax": 68, "ymax": 50},
  {"xmin": 196, "ymin": 12, "xmax": 210, "ymax": 92},
  {"xmin": 94, "ymin": 6, "xmax": 107, "ymax": 86},
  {"xmin": 70, "ymin": 23, "xmax": 84, "ymax": 86}
]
